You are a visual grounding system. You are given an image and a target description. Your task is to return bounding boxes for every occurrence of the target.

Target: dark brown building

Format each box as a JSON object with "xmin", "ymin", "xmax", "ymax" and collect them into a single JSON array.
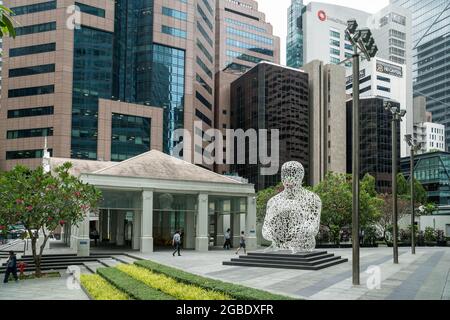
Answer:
[
  {"xmin": 346, "ymin": 97, "xmax": 401, "ymax": 194},
  {"xmin": 230, "ymin": 62, "xmax": 310, "ymax": 191}
]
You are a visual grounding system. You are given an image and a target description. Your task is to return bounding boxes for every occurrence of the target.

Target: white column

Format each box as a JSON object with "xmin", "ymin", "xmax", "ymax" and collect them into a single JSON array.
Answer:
[
  {"xmin": 132, "ymin": 211, "xmax": 141, "ymax": 250},
  {"xmin": 231, "ymin": 199, "xmax": 241, "ymax": 248},
  {"xmin": 141, "ymin": 190, "xmax": 154, "ymax": 253},
  {"xmin": 246, "ymin": 196, "xmax": 257, "ymax": 250},
  {"xmin": 76, "ymin": 212, "xmax": 90, "ymax": 257},
  {"xmin": 215, "ymin": 200, "xmax": 225, "ymax": 246},
  {"xmin": 195, "ymin": 194, "xmax": 209, "ymax": 252},
  {"xmin": 116, "ymin": 212, "xmax": 125, "ymax": 246}
]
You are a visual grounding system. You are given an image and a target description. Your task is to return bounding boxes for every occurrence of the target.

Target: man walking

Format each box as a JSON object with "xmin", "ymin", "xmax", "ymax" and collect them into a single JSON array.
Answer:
[
  {"xmin": 3, "ymin": 251, "xmax": 18, "ymax": 283},
  {"xmin": 172, "ymin": 230, "xmax": 182, "ymax": 257},
  {"xmin": 223, "ymin": 228, "xmax": 232, "ymax": 250}
]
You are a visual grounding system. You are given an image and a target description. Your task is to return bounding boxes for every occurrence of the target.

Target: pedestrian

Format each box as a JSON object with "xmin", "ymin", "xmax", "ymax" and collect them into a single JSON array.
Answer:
[
  {"xmin": 91, "ymin": 229, "xmax": 99, "ymax": 247},
  {"xmin": 3, "ymin": 251, "xmax": 18, "ymax": 283},
  {"xmin": 235, "ymin": 231, "xmax": 246, "ymax": 255},
  {"xmin": 223, "ymin": 228, "xmax": 232, "ymax": 250},
  {"xmin": 172, "ymin": 230, "xmax": 182, "ymax": 257}
]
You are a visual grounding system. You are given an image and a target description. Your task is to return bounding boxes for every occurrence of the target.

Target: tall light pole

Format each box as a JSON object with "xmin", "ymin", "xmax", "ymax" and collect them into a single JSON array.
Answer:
[
  {"xmin": 385, "ymin": 102, "xmax": 406, "ymax": 264},
  {"xmin": 405, "ymin": 134, "xmax": 423, "ymax": 255},
  {"xmin": 344, "ymin": 20, "xmax": 378, "ymax": 285}
]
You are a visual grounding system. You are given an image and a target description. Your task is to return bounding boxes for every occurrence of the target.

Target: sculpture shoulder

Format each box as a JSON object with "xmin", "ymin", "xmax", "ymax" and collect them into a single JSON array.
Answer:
[
  {"xmin": 267, "ymin": 193, "xmax": 283, "ymax": 207},
  {"xmin": 303, "ymin": 189, "xmax": 322, "ymax": 206}
]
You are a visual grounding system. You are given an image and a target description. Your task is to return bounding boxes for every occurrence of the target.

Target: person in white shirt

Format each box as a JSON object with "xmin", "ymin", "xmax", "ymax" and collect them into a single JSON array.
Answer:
[
  {"xmin": 172, "ymin": 231, "xmax": 182, "ymax": 257},
  {"xmin": 223, "ymin": 228, "xmax": 232, "ymax": 250}
]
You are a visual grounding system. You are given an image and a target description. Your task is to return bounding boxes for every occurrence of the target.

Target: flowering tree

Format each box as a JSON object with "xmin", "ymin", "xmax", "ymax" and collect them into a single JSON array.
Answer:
[
  {"xmin": 0, "ymin": 5, "xmax": 16, "ymax": 38},
  {"xmin": 0, "ymin": 163, "xmax": 102, "ymax": 276}
]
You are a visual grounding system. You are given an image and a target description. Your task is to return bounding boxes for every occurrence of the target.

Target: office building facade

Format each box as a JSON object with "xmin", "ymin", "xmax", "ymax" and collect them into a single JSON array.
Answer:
[
  {"xmin": 230, "ymin": 62, "xmax": 309, "ymax": 190},
  {"xmin": 214, "ymin": 0, "xmax": 280, "ymax": 174},
  {"xmin": 347, "ymin": 97, "xmax": 401, "ymax": 193},
  {"xmin": 0, "ymin": 0, "xmax": 216, "ymax": 171},
  {"xmin": 301, "ymin": 60, "xmax": 347, "ymax": 186},
  {"xmin": 286, "ymin": 0, "xmax": 304, "ymax": 69},
  {"xmin": 391, "ymin": 0, "xmax": 450, "ymax": 152}
]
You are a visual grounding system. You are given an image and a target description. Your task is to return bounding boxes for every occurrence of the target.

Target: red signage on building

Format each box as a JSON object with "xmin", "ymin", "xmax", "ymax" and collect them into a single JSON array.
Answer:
[{"xmin": 318, "ymin": 10, "xmax": 327, "ymax": 21}]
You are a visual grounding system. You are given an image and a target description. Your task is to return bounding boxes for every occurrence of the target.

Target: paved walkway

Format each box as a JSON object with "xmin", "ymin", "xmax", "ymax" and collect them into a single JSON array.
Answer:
[
  {"xmin": 0, "ymin": 273, "xmax": 89, "ymax": 300},
  {"xmin": 131, "ymin": 247, "xmax": 450, "ymax": 300}
]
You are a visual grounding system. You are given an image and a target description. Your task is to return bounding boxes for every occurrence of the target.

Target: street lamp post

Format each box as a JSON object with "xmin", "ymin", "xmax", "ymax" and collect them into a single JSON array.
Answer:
[
  {"xmin": 344, "ymin": 20, "xmax": 378, "ymax": 285},
  {"xmin": 385, "ymin": 102, "xmax": 406, "ymax": 264},
  {"xmin": 405, "ymin": 134, "xmax": 423, "ymax": 255}
]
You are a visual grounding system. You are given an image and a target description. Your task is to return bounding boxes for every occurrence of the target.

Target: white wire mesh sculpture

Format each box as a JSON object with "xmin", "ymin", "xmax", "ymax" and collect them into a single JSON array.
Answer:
[{"xmin": 262, "ymin": 161, "xmax": 322, "ymax": 253}]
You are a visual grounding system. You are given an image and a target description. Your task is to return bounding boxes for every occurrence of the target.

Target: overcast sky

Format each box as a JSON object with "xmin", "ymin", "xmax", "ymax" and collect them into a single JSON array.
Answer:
[{"xmin": 257, "ymin": 0, "xmax": 390, "ymax": 64}]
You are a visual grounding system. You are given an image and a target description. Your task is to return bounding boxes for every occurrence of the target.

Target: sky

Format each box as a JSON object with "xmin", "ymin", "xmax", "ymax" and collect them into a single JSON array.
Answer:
[{"xmin": 257, "ymin": 0, "xmax": 390, "ymax": 64}]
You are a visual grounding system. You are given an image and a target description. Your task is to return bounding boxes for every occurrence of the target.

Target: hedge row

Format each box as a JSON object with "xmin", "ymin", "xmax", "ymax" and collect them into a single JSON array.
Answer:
[
  {"xmin": 117, "ymin": 264, "xmax": 231, "ymax": 300},
  {"xmin": 80, "ymin": 274, "xmax": 130, "ymax": 300},
  {"xmin": 97, "ymin": 267, "xmax": 174, "ymax": 300},
  {"xmin": 135, "ymin": 260, "xmax": 293, "ymax": 300}
]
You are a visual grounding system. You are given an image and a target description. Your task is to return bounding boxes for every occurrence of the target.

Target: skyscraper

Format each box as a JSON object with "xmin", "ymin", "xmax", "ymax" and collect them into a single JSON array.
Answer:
[
  {"xmin": 391, "ymin": 0, "xmax": 450, "ymax": 152},
  {"xmin": 214, "ymin": 0, "xmax": 280, "ymax": 174},
  {"xmin": 290, "ymin": 2, "xmax": 413, "ymax": 157},
  {"xmin": 0, "ymin": 0, "xmax": 216, "ymax": 170},
  {"xmin": 286, "ymin": 0, "xmax": 304, "ymax": 68}
]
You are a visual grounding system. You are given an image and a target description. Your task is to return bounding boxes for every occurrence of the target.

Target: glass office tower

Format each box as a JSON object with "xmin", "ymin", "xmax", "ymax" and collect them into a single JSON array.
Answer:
[
  {"xmin": 391, "ymin": 0, "xmax": 450, "ymax": 151},
  {"xmin": 286, "ymin": 0, "xmax": 304, "ymax": 68}
]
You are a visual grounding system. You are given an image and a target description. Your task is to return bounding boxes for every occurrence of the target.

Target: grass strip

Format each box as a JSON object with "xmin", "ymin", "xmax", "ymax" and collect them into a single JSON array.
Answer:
[
  {"xmin": 80, "ymin": 274, "xmax": 130, "ymax": 300},
  {"xmin": 135, "ymin": 260, "xmax": 294, "ymax": 300},
  {"xmin": 97, "ymin": 267, "xmax": 175, "ymax": 300},
  {"xmin": 117, "ymin": 264, "xmax": 231, "ymax": 300}
]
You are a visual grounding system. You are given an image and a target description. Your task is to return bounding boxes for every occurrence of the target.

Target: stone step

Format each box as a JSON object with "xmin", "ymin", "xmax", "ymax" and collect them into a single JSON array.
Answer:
[
  {"xmin": 232, "ymin": 255, "xmax": 343, "ymax": 266},
  {"xmin": 98, "ymin": 258, "xmax": 121, "ymax": 268},
  {"xmin": 112, "ymin": 255, "xmax": 138, "ymax": 264},
  {"xmin": 16, "ymin": 256, "xmax": 112, "ymax": 263},
  {"xmin": 238, "ymin": 253, "xmax": 336, "ymax": 262},
  {"xmin": 223, "ymin": 258, "xmax": 348, "ymax": 271},
  {"xmin": 83, "ymin": 262, "xmax": 105, "ymax": 274},
  {"xmin": 247, "ymin": 251, "xmax": 328, "ymax": 259}
]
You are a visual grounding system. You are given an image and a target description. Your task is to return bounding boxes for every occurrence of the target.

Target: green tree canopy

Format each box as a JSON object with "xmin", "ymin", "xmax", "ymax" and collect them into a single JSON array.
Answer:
[
  {"xmin": 0, "ymin": 163, "xmax": 102, "ymax": 276},
  {"xmin": 0, "ymin": 5, "xmax": 15, "ymax": 38}
]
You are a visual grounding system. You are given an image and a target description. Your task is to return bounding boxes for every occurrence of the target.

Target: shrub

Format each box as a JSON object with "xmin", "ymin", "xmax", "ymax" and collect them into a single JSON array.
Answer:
[
  {"xmin": 97, "ymin": 267, "xmax": 174, "ymax": 300},
  {"xmin": 80, "ymin": 274, "xmax": 130, "ymax": 300},
  {"xmin": 424, "ymin": 227, "xmax": 437, "ymax": 242},
  {"xmin": 135, "ymin": 260, "xmax": 293, "ymax": 300},
  {"xmin": 117, "ymin": 264, "xmax": 231, "ymax": 300}
]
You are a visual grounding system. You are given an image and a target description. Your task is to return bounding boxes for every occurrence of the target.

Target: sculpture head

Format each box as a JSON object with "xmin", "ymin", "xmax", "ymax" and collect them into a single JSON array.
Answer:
[{"xmin": 281, "ymin": 161, "xmax": 304, "ymax": 191}]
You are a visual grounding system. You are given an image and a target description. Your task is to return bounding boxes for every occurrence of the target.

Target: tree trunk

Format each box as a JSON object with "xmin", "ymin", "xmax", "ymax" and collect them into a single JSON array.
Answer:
[{"xmin": 30, "ymin": 236, "xmax": 42, "ymax": 277}]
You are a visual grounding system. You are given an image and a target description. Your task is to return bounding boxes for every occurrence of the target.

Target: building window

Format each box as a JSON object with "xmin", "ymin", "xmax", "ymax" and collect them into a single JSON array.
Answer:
[
  {"xmin": 226, "ymin": 38, "xmax": 274, "ymax": 56},
  {"xmin": 6, "ymin": 149, "xmax": 53, "ymax": 160},
  {"xmin": 7, "ymin": 106, "xmax": 54, "ymax": 119},
  {"xmin": 197, "ymin": 40, "xmax": 213, "ymax": 62},
  {"xmin": 162, "ymin": 25, "xmax": 187, "ymax": 39},
  {"xmin": 226, "ymin": 27, "xmax": 273, "ymax": 45},
  {"xmin": 162, "ymin": 7, "xmax": 187, "ymax": 21},
  {"xmin": 111, "ymin": 114, "xmax": 151, "ymax": 162},
  {"xmin": 15, "ymin": 22, "xmax": 56, "ymax": 36},
  {"xmin": 11, "ymin": 1, "xmax": 56, "ymax": 16},
  {"xmin": 7, "ymin": 127, "xmax": 54, "ymax": 140},
  {"xmin": 9, "ymin": 64, "xmax": 55, "ymax": 78},
  {"xmin": 330, "ymin": 30, "xmax": 340, "ymax": 39},
  {"xmin": 195, "ymin": 109, "xmax": 212, "ymax": 126},
  {"xmin": 197, "ymin": 22, "xmax": 213, "ymax": 47},
  {"xmin": 196, "ymin": 91, "xmax": 212, "ymax": 110},
  {"xmin": 9, "ymin": 43, "xmax": 56, "ymax": 57},
  {"xmin": 197, "ymin": 56, "xmax": 212, "ymax": 79},
  {"xmin": 377, "ymin": 86, "xmax": 391, "ymax": 92},
  {"xmin": 330, "ymin": 48, "xmax": 340, "ymax": 56},
  {"xmin": 8, "ymin": 85, "xmax": 55, "ymax": 98},
  {"xmin": 330, "ymin": 39, "xmax": 340, "ymax": 48},
  {"xmin": 196, "ymin": 74, "xmax": 212, "ymax": 94},
  {"xmin": 75, "ymin": 2, "xmax": 106, "ymax": 18},
  {"xmin": 197, "ymin": 4, "xmax": 213, "ymax": 30}
]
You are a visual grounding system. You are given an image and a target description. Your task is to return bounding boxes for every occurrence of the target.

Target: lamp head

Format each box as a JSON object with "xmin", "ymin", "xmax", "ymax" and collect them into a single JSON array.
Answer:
[
  {"xmin": 400, "ymin": 109, "xmax": 407, "ymax": 117},
  {"xmin": 405, "ymin": 134, "xmax": 413, "ymax": 147},
  {"xmin": 359, "ymin": 28, "xmax": 372, "ymax": 43},
  {"xmin": 369, "ymin": 45, "xmax": 378, "ymax": 58},
  {"xmin": 347, "ymin": 19, "xmax": 358, "ymax": 34}
]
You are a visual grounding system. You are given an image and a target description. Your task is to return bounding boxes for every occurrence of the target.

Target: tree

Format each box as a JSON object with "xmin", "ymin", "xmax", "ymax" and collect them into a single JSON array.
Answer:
[
  {"xmin": 377, "ymin": 193, "xmax": 410, "ymax": 244},
  {"xmin": 0, "ymin": 5, "xmax": 16, "ymax": 38},
  {"xmin": 256, "ymin": 183, "xmax": 283, "ymax": 223},
  {"xmin": 0, "ymin": 164, "xmax": 101, "ymax": 276},
  {"xmin": 313, "ymin": 173, "xmax": 352, "ymax": 244}
]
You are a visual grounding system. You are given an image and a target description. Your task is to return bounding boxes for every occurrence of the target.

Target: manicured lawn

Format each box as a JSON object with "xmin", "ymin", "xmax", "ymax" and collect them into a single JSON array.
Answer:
[
  {"xmin": 80, "ymin": 274, "xmax": 130, "ymax": 300},
  {"xmin": 82, "ymin": 260, "xmax": 294, "ymax": 301},
  {"xmin": 135, "ymin": 260, "xmax": 294, "ymax": 300}
]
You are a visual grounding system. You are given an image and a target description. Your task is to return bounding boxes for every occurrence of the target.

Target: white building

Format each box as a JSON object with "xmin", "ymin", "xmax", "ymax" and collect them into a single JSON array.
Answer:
[
  {"xmin": 346, "ymin": 57, "xmax": 408, "ymax": 155},
  {"xmin": 414, "ymin": 122, "xmax": 446, "ymax": 154},
  {"xmin": 299, "ymin": 2, "xmax": 413, "ymax": 157}
]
